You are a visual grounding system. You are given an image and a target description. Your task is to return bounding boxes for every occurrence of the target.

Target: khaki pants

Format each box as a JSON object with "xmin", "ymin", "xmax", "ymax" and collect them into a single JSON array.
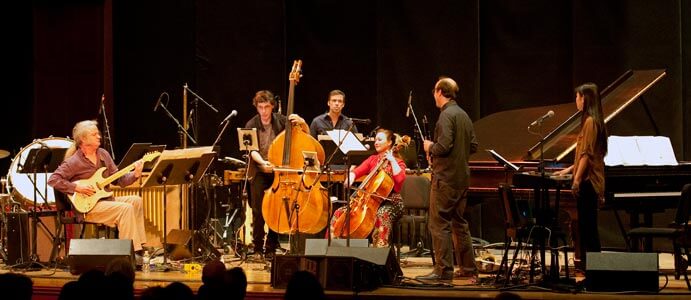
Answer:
[{"xmin": 84, "ymin": 195, "xmax": 147, "ymax": 251}]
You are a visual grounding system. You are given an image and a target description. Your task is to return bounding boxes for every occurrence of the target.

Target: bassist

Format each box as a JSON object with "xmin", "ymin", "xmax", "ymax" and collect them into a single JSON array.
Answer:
[{"xmin": 244, "ymin": 90, "xmax": 309, "ymax": 259}]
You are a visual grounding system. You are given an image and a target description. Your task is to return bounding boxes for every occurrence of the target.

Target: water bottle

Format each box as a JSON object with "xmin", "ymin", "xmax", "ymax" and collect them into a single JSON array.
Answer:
[{"xmin": 142, "ymin": 251, "xmax": 151, "ymax": 273}]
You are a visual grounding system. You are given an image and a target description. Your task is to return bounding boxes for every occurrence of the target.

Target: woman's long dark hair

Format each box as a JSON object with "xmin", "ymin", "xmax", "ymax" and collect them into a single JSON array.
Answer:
[{"xmin": 575, "ymin": 83, "xmax": 608, "ymax": 156}]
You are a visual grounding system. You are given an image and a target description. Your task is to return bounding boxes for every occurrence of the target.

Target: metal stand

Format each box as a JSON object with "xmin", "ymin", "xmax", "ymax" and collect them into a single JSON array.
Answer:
[
  {"xmin": 312, "ymin": 124, "xmax": 368, "ymax": 247},
  {"xmin": 142, "ymin": 151, "xmax": 215, "ymax": 269},
  {"xmin": 231, "ymin": 129, "xmax": 262, "ymax": 265},
  {"xmin": 189, "ymin": 109, "xmax": 237, "ymax": 261},
  {"xmin": 13, "ymin": 145, "xmax": 62, "ymax": 269}
]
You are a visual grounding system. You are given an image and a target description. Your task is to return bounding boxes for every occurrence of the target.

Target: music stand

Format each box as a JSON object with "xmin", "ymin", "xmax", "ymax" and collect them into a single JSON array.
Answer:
[
  {"xmin": 17, "ymin": 146, "xmax": 66, "ymax": 268},
  {"xmin": 118, "ymin": 143, "xmax": 166, "ymax": 172},
  {"xmin": 486, "ymin": 149, "xmax": 521, "ymax": 184},
  {"xmin": 237, "ymin": 128, "xmax": 259, "ymax": 152},
  {"xmin": 142, "ymin": 151, "xmax": 215, "ymax": 268},
  {"xmin": 227, "ymin": 128, "xmax": 258, "ymax": 264},
  {"xmin": 322, "ymin": 129, "xmax": 369, "ymax": 247}
]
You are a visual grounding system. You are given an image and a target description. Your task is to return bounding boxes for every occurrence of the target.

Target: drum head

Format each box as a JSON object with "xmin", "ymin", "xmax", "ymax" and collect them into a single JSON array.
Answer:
[{"xmin": 7, "ymin": 137, "xmax": 73, "ymax": 206}]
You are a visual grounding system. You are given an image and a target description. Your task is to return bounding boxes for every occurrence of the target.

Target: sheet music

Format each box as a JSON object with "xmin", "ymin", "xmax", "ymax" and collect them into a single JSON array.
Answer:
[
  {"xmin": 604, "ymin": 136, "xmax": 678, "ymax": 166},
  {"xmin": 159, "ymin": 146, "xmax": 214, "ymax": 159},
  {"xmin": 326, "ymin": 129, "xmax": 367, "ymax": 154}
]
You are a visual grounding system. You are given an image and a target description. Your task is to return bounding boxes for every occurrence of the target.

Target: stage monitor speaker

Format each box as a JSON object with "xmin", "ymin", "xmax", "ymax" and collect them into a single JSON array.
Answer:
[
  {"xmin": 585, "ymin": 252, "xmax": 659, "ymax": 292},
  {"xmin": 322, "ymin": 246, "xmax": 401, "ymax": 291},
  {"xmin": 6, "ymin": 212, "xmax": 29, "ymax": 265},
  {"xmin": 304, "ymin": 238, "xmax": 368, "ymax": 256},
  {"xmin": 67, "ymin": 239, "xmax": 134, "ymax": 275},
  {"xmin": 271, "ymin": 246, "xmax": 401, "ymax": 291},
  {"xmin": 165, "ymin": 229, "xmax": 193, "ymax": 260}
]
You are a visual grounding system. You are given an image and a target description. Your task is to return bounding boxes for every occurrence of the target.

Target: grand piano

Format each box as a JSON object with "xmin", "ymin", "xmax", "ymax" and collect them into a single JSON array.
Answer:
[{"xmin": 468, "ymin": 69, "xmax": 691, "ymax": 254}]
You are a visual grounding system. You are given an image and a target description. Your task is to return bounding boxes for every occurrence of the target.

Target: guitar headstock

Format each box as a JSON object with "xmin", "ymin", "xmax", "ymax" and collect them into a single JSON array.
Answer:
[
  {"xmin": 142, "ymin": 151, "xmax": 161, "ymax": 163},
  {"xmin": 289, "ymin": 60, "xmax": 302, "ymax": 85}
]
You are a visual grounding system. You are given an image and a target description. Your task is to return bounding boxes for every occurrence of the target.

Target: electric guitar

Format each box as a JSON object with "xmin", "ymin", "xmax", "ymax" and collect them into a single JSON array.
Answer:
[{"xmin": 68, "ymin": 152, "xmax": 161, "ymax": 213}]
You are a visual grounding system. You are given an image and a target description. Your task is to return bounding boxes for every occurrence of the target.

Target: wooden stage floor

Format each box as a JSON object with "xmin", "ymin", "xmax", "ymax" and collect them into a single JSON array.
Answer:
[{"xmin": 3, "ymin": 249, "xmax": 690, "ymax": 300}]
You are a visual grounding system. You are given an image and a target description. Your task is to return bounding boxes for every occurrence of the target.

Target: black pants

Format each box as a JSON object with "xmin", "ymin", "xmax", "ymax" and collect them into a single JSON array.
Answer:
[
  {"xmin": 576, "ymin": 180, "xmax": 601, "ymax": 268},
  {"xmin": 428, "ymin": 179, "xmax": 477, "ymax": 274},
  {"xmin": 250, "ymin": 172, "xmax": 279, "ymax": 253}
]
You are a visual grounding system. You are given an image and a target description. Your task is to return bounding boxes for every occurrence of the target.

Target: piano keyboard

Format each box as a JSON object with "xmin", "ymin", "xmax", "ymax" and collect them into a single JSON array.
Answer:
[{"xmin": 612, "ymin": 191, "xmax": 681, "ymax": 198}]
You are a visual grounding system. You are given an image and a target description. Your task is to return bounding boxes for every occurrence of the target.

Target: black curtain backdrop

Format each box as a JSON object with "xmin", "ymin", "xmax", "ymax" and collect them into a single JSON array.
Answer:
[{"xmin": 3, "ymin": 1, "xmax": 689, "ymax": 216}]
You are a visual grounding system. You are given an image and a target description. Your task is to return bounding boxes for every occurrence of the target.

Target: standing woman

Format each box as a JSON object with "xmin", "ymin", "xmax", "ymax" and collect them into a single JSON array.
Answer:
[
  {"xmin": 554, "ymin": 83, "xmax": 608, "ymax": 270},
  {"xmin": 330, "ymin": 128, "xmax": 407, "ymax": 247}
]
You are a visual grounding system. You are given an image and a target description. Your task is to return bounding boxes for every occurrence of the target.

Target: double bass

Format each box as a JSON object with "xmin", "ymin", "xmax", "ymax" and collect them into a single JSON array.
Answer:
[
  {"xmin": 262, "ymin": 60, "xmax": 329, "ymax": 234},
  {"xmin": 332, "ymin": 135, "xmax": 411, "ymax": 238}
]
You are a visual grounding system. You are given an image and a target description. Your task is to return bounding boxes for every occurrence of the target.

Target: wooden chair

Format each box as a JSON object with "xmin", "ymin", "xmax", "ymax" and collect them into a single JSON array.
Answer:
[{"xmin": 627, "ymin": 183, "xmax": 691, "ymax": 290}]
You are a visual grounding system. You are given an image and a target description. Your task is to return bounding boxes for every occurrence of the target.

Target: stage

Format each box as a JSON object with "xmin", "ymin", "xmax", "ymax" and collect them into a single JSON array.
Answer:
[{"xmin": 4, "ymin": 248, "xmax": 690, "ymax": 300}]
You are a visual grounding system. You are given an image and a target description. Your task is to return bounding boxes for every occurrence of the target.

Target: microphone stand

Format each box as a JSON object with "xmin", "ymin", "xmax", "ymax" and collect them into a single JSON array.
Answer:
[
  {"xmin": 99, "ymin": 95, "xmax": 116, "ymax": 160},
  {"xmin": 407, "ymin": 98, "xmax": 431, "ymax": 170},
  {"xmin": 188, "ymin": 116, "xmax": 237, "ymax": 262},
  {"xmin": 212, "ymin": 119, "xmax": 233, "ymax": 150},
  {"xmin": 234, "ymin": 140, "xmax": 254, "ymax": 265},
  {"xmin": 184, "ymin": 84, "xmax": 220, "ymax": 143},
  {"xmin": 527, "ymin": 121, "xmax": 546, "ymax": 176},
  {"xmin": 156, "ymin": 101, "xmax": 198, "ymax": 146},
  {"xmin": 184, "ymin": 84, "xmax": 219, "ymax": 113},
  {"xmin": 407, "ymin": 98, "xmax": 427, "ymax": 143}
]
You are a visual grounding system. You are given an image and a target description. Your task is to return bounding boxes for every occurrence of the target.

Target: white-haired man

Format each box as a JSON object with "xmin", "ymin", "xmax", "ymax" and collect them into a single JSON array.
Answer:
[{"xmin": 49, "ymin": 120, "xmax": 147, "ymax": 255}]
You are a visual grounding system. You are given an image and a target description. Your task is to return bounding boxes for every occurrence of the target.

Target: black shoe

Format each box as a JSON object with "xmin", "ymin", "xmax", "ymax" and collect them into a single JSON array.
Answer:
[{"xmin": 416, "ymin": 271, "xmax": 453, "ymax": 281}]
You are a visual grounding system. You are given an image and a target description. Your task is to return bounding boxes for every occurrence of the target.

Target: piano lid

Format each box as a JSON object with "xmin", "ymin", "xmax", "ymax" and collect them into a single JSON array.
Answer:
[{"xmin": 471, "ymin": 69, "xmax": 666, "ymax": 163}]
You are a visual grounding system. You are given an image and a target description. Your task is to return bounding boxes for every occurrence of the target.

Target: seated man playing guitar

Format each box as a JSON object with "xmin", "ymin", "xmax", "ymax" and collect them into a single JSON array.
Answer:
[{"xmin": 48, "ymin": 120, "xmax": 148, "ymax": 254}]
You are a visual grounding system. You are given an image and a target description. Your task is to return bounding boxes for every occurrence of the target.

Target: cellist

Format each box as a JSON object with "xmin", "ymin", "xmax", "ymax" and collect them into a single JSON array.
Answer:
[
  {"xmin": 244, "ymin": 90, "xmax": 309, "ymax": 260},
  {"xmin": 329, "ymin": 128, "xmax": 407, "ymax": 247}
]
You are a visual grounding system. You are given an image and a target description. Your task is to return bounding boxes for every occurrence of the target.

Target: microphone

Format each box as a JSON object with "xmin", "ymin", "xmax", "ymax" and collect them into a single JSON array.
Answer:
[
  {"xmin": 220, "ymin": 110, "xmax": 238, "ymax": 124},
  {"xmin": 349, "ymin": 118, "xmax": 371, "ymax": 125},
  {"xmin": 530, "ymin": 110, "xmax": 555, "ymax": 127},
  {"xmin": 406, "ymin": 91, "xmax": 412, "ymax": 117},
  {"xmin": 153, "ymin": 93, "xmax": 164, "ymax": 112}
]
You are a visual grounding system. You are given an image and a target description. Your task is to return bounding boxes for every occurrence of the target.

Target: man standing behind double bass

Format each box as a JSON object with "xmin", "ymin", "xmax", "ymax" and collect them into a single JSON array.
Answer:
[
  {"xmin": 418, "ymin": 77, "xmax": 479, "ymax": 282},
  {"xmin": 244, "ymin": 90, "xmax": 309, "ymax": 260}
]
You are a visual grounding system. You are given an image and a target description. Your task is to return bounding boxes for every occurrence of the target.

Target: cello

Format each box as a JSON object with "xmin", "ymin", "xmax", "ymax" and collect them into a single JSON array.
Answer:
[
  {"xmin": 332, "ymin": 135, "xmax": 410, "ymax": 239},
  {"xmin": 262, "ymin": 60, "xmax": 330, "ymax": 234}
]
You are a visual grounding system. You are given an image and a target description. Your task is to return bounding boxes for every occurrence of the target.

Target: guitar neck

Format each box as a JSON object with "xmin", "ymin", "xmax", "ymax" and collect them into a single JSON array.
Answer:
[{"xmin": 99, "ymin": 164, "xmax": 136, "ymax": 188}]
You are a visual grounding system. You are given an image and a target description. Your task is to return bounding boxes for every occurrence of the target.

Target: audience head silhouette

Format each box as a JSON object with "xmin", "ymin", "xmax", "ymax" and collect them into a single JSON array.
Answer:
[{"xmin": 284, "ymin": 270, "xmax": 325, "ymax": 300}]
